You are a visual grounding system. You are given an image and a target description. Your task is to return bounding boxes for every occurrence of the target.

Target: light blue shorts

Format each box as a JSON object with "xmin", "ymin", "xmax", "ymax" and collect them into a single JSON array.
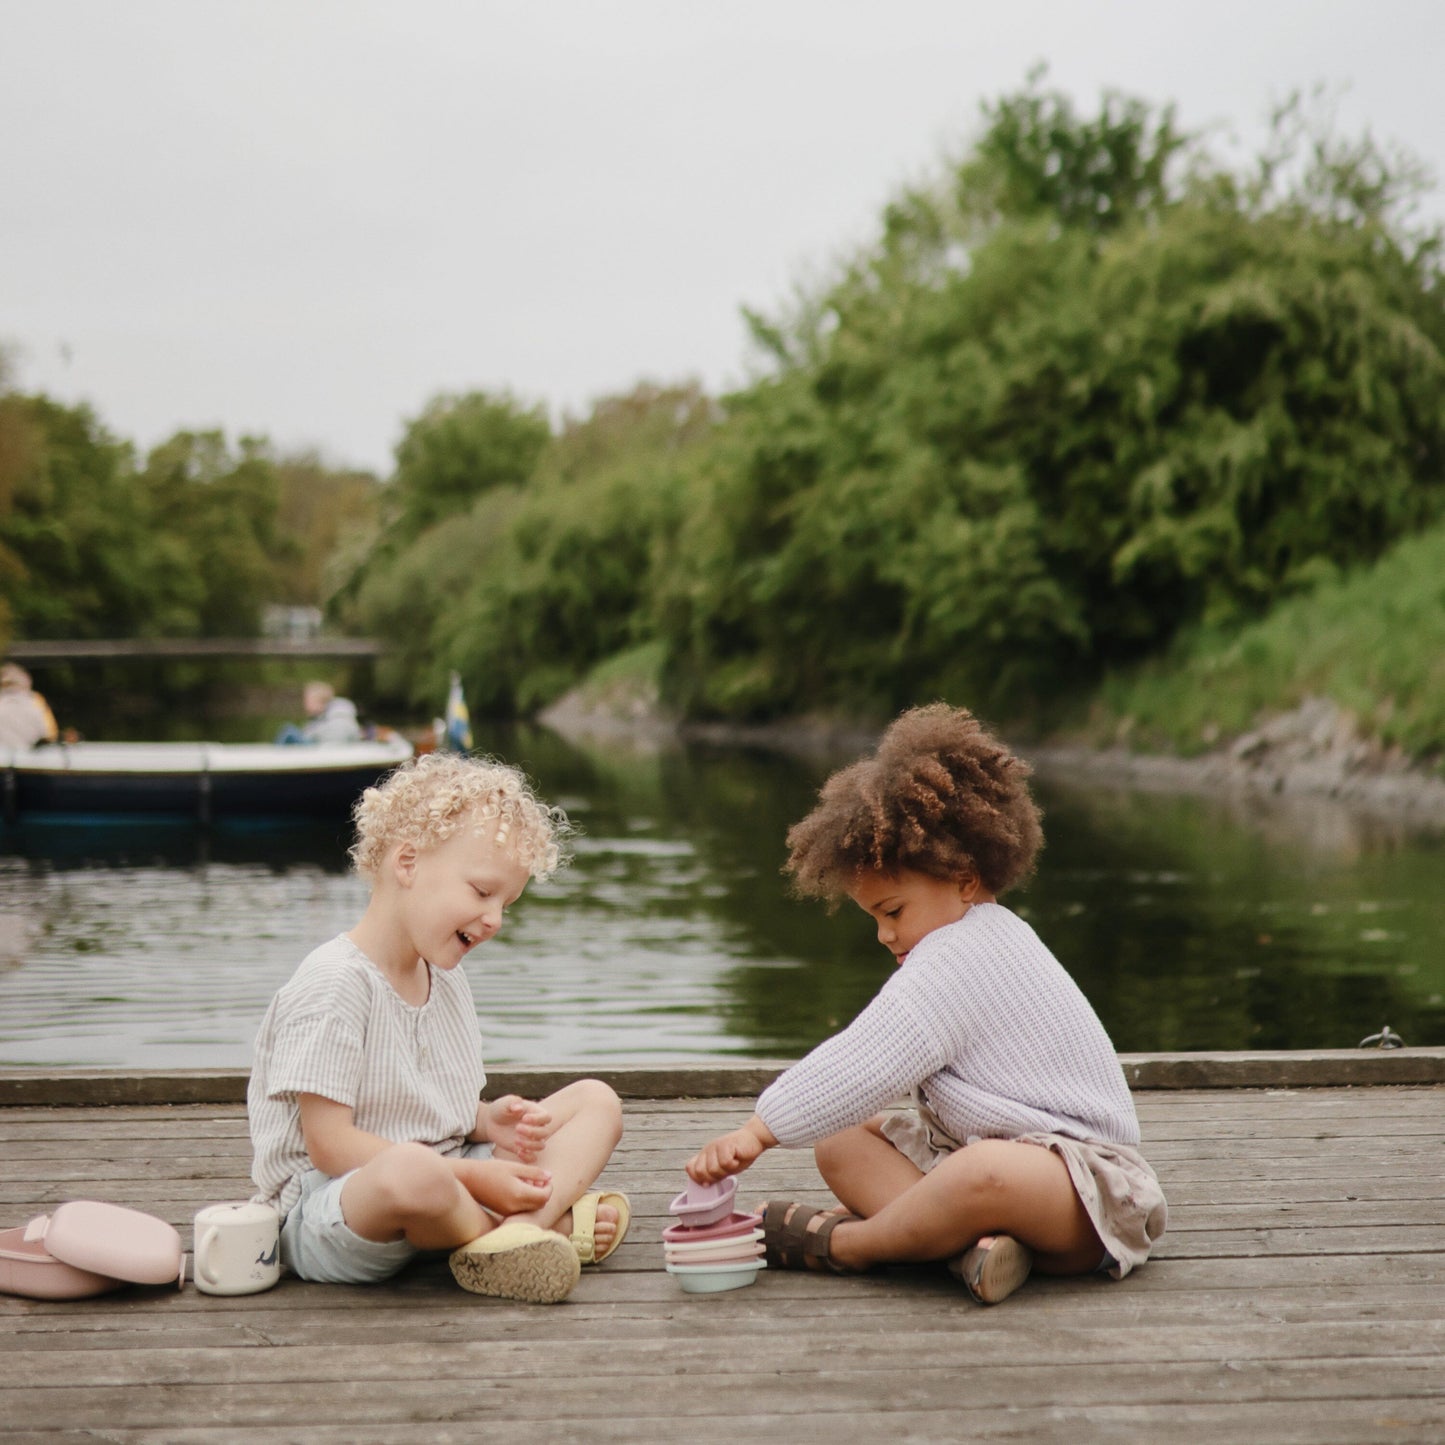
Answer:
[{"xmin": 280, "ymin": 1141, "xmax": 494, "ymax": 1285}]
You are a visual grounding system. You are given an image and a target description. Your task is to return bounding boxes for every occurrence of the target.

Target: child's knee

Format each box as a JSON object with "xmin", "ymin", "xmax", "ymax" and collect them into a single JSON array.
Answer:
[
  {"xmin": 944, "ymin": 1139, "xmax": 1023, "ymax": 1209},
  {"xmin": 543, "ymin": 1077, "xmax": 623, "ymax": 1146},
  {"xmin": 577, "ymin": 1078, "xmax": 624, "ymax": 1142},
  {"xmin": 366, "ymin": 1141, "xmax": 456, "ymax": 1217}
]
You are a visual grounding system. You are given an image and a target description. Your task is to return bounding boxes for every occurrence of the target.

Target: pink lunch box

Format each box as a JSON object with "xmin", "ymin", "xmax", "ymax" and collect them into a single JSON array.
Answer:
[{"xmin": 0, "ymin": 1200, "xmax": 185, "ymax": 1300}]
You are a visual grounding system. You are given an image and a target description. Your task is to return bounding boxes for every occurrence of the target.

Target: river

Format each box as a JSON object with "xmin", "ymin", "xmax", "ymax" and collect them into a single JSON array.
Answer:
[{"xmin": 2, "ymin": 721, "xmax": 1442, "ymax": 1067}]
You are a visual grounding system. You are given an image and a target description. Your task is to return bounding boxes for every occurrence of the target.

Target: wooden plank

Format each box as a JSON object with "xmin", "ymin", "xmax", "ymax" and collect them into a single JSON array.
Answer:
[
  {"xmin": 2, "ymin": 1356, "xmax": 1442, "ymax": 1430},
  {"xmin": 0, "ymin": 1082, "xmax": 1436, "ymax": 1129},
  {"xmin": 11, "ymin": 1282, "xmax": 1445, "ymax": 1348},
  {"xmin": 7, "ymin": 1159, "xmax": 1437, "ymax": 1212},
  {"xmin": 4, "ymin": 1400, "xmax": 1439, "ymax": 1445},
  {"xmin": 11, "ymin": 1307, "xmax": 1445, "ymax": 1370},
  {"xmin": 5, "ymin": 1049, "xmax": 1445, "ymax": 1107},
  {"xmin": 6, "ymin": 638, "xmax": 385, "ymax": 661},
  {"xmin": 14, "ymin": 1402, "xmax": 1441, "ymax": 1445},
  {"xmin": 3, "ymin": 1085, "xmax": 1444, "ymax": 1441},
  {"xmin": 3, "ymin": 1399, "xmax": 1435, "ymax": 1445},
  {"xmin": 1119, "ymin": 1049, "xmax": 1445, "ymax": 1088},
  {"xmin": 0, "ymin": 1065, "xmax": 792, "ymax": 1108}
]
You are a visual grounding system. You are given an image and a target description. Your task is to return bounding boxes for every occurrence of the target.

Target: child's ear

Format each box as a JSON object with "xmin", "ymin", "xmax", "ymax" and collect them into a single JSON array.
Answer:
[
  {"xmin": 392, "ymin": 842, "xmax": 419, "ymax": 886},
  {"xmin": 959, "ymin": 872, "xmax": 983, "ymax": 903}
]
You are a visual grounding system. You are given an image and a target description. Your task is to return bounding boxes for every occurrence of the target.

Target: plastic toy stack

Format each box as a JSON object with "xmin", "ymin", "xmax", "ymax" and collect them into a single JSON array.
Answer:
[{"xmin": 662, "ymin": 1175, "xmax": 765, "ymax": 1294}]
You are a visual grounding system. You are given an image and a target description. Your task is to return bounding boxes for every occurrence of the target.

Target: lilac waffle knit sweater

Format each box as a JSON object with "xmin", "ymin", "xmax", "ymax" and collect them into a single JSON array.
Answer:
[{"xmin": 756, "ymin": 903, "xmax": 1139, "ymax": 1149}]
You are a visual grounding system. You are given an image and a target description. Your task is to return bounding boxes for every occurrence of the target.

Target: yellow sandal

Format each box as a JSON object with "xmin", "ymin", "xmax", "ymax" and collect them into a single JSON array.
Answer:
[{"xmin": 570, "ymin": 1190, "xmax": 631, "ymax": 1265}]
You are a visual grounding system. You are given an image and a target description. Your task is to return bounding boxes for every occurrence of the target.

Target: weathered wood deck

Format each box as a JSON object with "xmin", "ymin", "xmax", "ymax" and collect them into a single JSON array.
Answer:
[{"xmin": 3, "ymin": 1062, "xmax": 1444, "ymax": 1443}]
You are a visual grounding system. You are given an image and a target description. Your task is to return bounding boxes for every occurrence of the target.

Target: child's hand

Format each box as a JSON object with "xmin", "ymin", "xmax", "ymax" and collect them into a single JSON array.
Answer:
[
  {"xmin": 687, "ymin": 1125, "xmax": 769, "ymax": 1183},
  {"xmin": 485, "ymin": 1095, "xmax": 554, "ymax": 1163},
  {"xmin": 459, "ymin": 1157, "xmax": 554, "ymax": 1216}
]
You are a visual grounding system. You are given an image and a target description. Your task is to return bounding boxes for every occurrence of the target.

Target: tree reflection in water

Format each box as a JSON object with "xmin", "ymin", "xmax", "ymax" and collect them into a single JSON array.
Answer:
[
  {"xmin": 2, "ymin": 721, "xmax": 1442, "ymax": 1064},
  {"xmin": 514, "ymin": 722, "xmax": 1445, "ymax": 1055}
]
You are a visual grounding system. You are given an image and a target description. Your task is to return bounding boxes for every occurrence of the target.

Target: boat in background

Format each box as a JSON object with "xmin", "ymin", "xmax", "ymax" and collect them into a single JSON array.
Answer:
[{"xmin": 0, "ymin": 735, "xmax": 414, "ymax": 823}]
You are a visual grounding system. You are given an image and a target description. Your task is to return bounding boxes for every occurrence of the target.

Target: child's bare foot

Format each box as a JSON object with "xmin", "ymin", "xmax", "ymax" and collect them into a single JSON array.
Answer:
[
  {"xmin": 560, "ymin": 1190, "xmax": 631, "ymax": 1265},
  {"xmin": 556, "ymin": 1203, "xmax": 617, "ymax": 1246},
  {"xmin": 592, "ymin": 1203, "xmax": 620, "ymax": 1253}
]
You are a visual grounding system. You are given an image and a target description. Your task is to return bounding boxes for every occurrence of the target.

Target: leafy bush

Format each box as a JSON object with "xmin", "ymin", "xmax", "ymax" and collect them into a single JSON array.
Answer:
[
  {"xmin": 344, "ymin": 384, "xmax": 714, "ymax": 714},
  {"xmin": 654, "ymin": 82, "xmax": 1445, "ymax": 722},
  {"xmin": 287, "ymin": 81, "xmax": 1445, "ymax": 745}
]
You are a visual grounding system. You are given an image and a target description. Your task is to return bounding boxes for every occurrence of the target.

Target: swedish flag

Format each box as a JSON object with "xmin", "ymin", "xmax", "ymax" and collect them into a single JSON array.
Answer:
[{"xmin": 444, "ymin": 671, "xmax": 473, "ymax": 753}]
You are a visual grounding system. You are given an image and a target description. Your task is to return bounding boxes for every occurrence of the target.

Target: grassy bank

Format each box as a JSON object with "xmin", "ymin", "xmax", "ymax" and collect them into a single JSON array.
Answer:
[
  {"xmin": 547, "ymin": 515, "xmax": 1445, "ymax": 792},
  {"xmin": 1080, "ymin": 520, "xmax": 1445, "ymax": 770}
]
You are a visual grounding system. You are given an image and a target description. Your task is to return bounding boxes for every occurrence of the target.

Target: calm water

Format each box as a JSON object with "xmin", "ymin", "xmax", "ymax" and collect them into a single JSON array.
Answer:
[{"xmin": 2, "ymin": 723, "xmax": 1443, "ymax": 1068}]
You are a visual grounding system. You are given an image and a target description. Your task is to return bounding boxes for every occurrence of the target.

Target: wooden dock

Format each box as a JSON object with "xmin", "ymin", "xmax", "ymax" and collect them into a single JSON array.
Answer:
[
  {"xmin": 6, "ymin": 638, "xmax": 384, "ymax": 662},
  {"xmin": 3, "ymin": 1059, "xmax": 1444, "ymax": 1443}
]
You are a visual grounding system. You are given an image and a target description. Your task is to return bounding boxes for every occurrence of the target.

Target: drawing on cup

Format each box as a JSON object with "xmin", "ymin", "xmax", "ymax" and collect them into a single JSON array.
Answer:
[{"xmin": 192, "ymin": 1201, "xmax": 281, "ymax": 1296}]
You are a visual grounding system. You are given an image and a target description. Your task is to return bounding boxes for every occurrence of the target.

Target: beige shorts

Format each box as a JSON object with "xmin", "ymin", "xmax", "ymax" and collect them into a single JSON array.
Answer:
[{"xmin": 880, "ymin": 1102, "xmax": 1168, "ymax": 1278}]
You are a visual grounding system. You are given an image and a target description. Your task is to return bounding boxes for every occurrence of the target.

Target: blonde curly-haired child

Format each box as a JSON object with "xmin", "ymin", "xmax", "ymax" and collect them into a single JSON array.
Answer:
[{"xmin": 249, "ymin": 752, "xmax": 628, "ymax": 1303}]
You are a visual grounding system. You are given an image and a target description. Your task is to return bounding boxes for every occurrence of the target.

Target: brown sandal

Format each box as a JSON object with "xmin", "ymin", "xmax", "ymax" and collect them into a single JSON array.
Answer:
[{"xmin": 760, "ymin": 1200, "xmax": 862, "ymax": 1274}]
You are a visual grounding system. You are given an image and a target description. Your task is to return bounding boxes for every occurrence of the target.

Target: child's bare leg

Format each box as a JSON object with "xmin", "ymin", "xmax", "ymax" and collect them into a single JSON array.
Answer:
[
  {"xmin": 340, "ymin": 1141, "xmax": 495, "ymax": 1251},
  {"xmin": 503, "ymin": 1079, "xmax": 624, "ymax": 1241},
  {"xmin": 825, "ymin": 1139, "xmax": 1102, "ymax": 1275},
  {"xmin": 814, "ymin": 1117, "xmax": 925, "ymax": 1217}
]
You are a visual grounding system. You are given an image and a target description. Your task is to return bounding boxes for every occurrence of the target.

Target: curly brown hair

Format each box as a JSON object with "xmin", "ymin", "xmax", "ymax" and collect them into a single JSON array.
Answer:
[{"xmin": 784, "ymin": 703, "xmax": 1043, "ymax": 900}]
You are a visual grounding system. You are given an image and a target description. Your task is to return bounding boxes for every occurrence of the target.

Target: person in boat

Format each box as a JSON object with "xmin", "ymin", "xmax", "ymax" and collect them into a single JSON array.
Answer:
[
  {"xmin": 275, "ymin": 680, "xmax": 363, "ymax": 745},
  {"xmin": 686, "ymin": 703, "xmax": 1167, "ymax": 1305},
  {"xmin": 0, "ymin": 662, "xmax": 59, "ymax": 750},
  {"xmin": 247, "ymin": 751, "xmax": 629, "ymax": 1303}
]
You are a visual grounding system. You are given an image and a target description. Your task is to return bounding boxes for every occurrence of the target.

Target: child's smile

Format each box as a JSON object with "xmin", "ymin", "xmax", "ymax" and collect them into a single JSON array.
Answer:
[{"xmin": 403, "ymin": 825, "xmax": 532, "ymax": 970}]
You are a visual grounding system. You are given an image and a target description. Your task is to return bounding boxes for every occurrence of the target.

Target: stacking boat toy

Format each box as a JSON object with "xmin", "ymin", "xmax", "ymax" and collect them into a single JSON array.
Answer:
[{"xmin": 662, "ymin": 1176, "xmax": 765, "ymax": 1293}]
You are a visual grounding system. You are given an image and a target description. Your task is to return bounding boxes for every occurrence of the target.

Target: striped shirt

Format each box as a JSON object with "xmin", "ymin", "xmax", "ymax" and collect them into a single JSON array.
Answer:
[
  {"xmin": 248, "ymin": 934, "xmax": 486, "ymax": 1217},
  {"xmin": 757, "ymin": 903, "xmax": 1139, "ymax": 1149}
]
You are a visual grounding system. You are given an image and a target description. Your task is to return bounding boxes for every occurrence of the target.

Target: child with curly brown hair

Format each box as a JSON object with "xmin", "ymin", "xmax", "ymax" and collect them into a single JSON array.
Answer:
[
  {"xmin": 249, "ymin": 752, "xmax": 629, "ymax": 1304},
  {"xmin": 687, "ymin": 703, "xmax": 1166, "ymax": 1304}
]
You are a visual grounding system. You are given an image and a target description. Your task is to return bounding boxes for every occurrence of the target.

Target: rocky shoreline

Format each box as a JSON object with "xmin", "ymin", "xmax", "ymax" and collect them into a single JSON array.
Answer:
[
  {"xmin": 1025, "ymin": 695, "xmax": 1445, "ymax": 827},
  {"xmin": 540, "ymin": 690, "xmax": 1445, "ymax": 829}
]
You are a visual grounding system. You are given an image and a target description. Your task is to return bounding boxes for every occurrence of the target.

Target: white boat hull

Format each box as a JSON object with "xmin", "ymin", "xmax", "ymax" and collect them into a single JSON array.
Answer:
[{"xmin": 1, "ymin": 738, "xmax": 415, "ymax": 822}]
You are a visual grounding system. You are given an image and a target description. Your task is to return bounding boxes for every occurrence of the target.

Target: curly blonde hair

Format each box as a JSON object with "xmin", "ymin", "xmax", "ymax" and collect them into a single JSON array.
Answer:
[
  {"xmin": 349, "ymin": 752, "xmax": 572, "ymax": 883},
  {"xmin": 785, "ymin": 703, "xmax": 1043, "ymax": 900}
]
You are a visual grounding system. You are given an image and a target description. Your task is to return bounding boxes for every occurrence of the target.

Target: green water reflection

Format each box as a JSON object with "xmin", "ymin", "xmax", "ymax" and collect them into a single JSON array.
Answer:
[
  {"xmin": 5, "ymin": 719, "xmax": 1442, "ymax": 1059},
  {"xmin": 497, "ymin": 723, "xmax": 1445, "ymax": 1055}
]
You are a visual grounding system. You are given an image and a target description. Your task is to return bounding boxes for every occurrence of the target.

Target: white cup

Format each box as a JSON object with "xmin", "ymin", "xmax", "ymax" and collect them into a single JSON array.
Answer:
[{"xmin": 192, "ymin": 1201, "xmax": 280, "ymax": 1296}]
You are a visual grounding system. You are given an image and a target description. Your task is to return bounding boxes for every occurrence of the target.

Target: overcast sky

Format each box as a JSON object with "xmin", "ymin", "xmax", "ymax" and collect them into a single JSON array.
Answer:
[{"xmin": 3, "ymin": 1, "xmax": 1443, "ymax": 477}]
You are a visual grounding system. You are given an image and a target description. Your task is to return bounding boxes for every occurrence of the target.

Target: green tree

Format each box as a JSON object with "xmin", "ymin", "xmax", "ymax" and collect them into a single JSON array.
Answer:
[
  {"xmin": 133, "ymin": 430, "xmax": 284, "ymax": 636},
  {"xmin": 390, "ymin": 390, "xmax": 550, "ymax": 540},
  {"xmin": 0, "ymin": 393, "xmax": 154, "ymax": 641},
  {"xmin": 955, "ymin": 77, "xmax": 1190, "ymax": 234},
  {"xmin": 655, "ymin": 81, "xmax": 1445, "ymax": 723},
  {"xmin": 439, "ymin": 382, "xmax": 714, "ymax": 712},
  {"xmin": 341, "ymin": 383, "xmax": 713, "ymax": 714},
  {"xmin": 272, "ymin": 454, "xmax": 381, "ymax": 606},
  {"xmin": 0, "ymin": 375, "xmax": 389, "ymax": 663}
]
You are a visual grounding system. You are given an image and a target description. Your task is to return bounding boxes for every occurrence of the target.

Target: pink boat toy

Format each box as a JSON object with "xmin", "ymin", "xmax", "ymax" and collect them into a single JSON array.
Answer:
[
  {"xmin": 667, "ymin": 1176, "xmax": 738, "ymax": 1229},
  {"xmin": 661, "ymin": 1210, "xmax": 761, "ymax": 1244}
]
